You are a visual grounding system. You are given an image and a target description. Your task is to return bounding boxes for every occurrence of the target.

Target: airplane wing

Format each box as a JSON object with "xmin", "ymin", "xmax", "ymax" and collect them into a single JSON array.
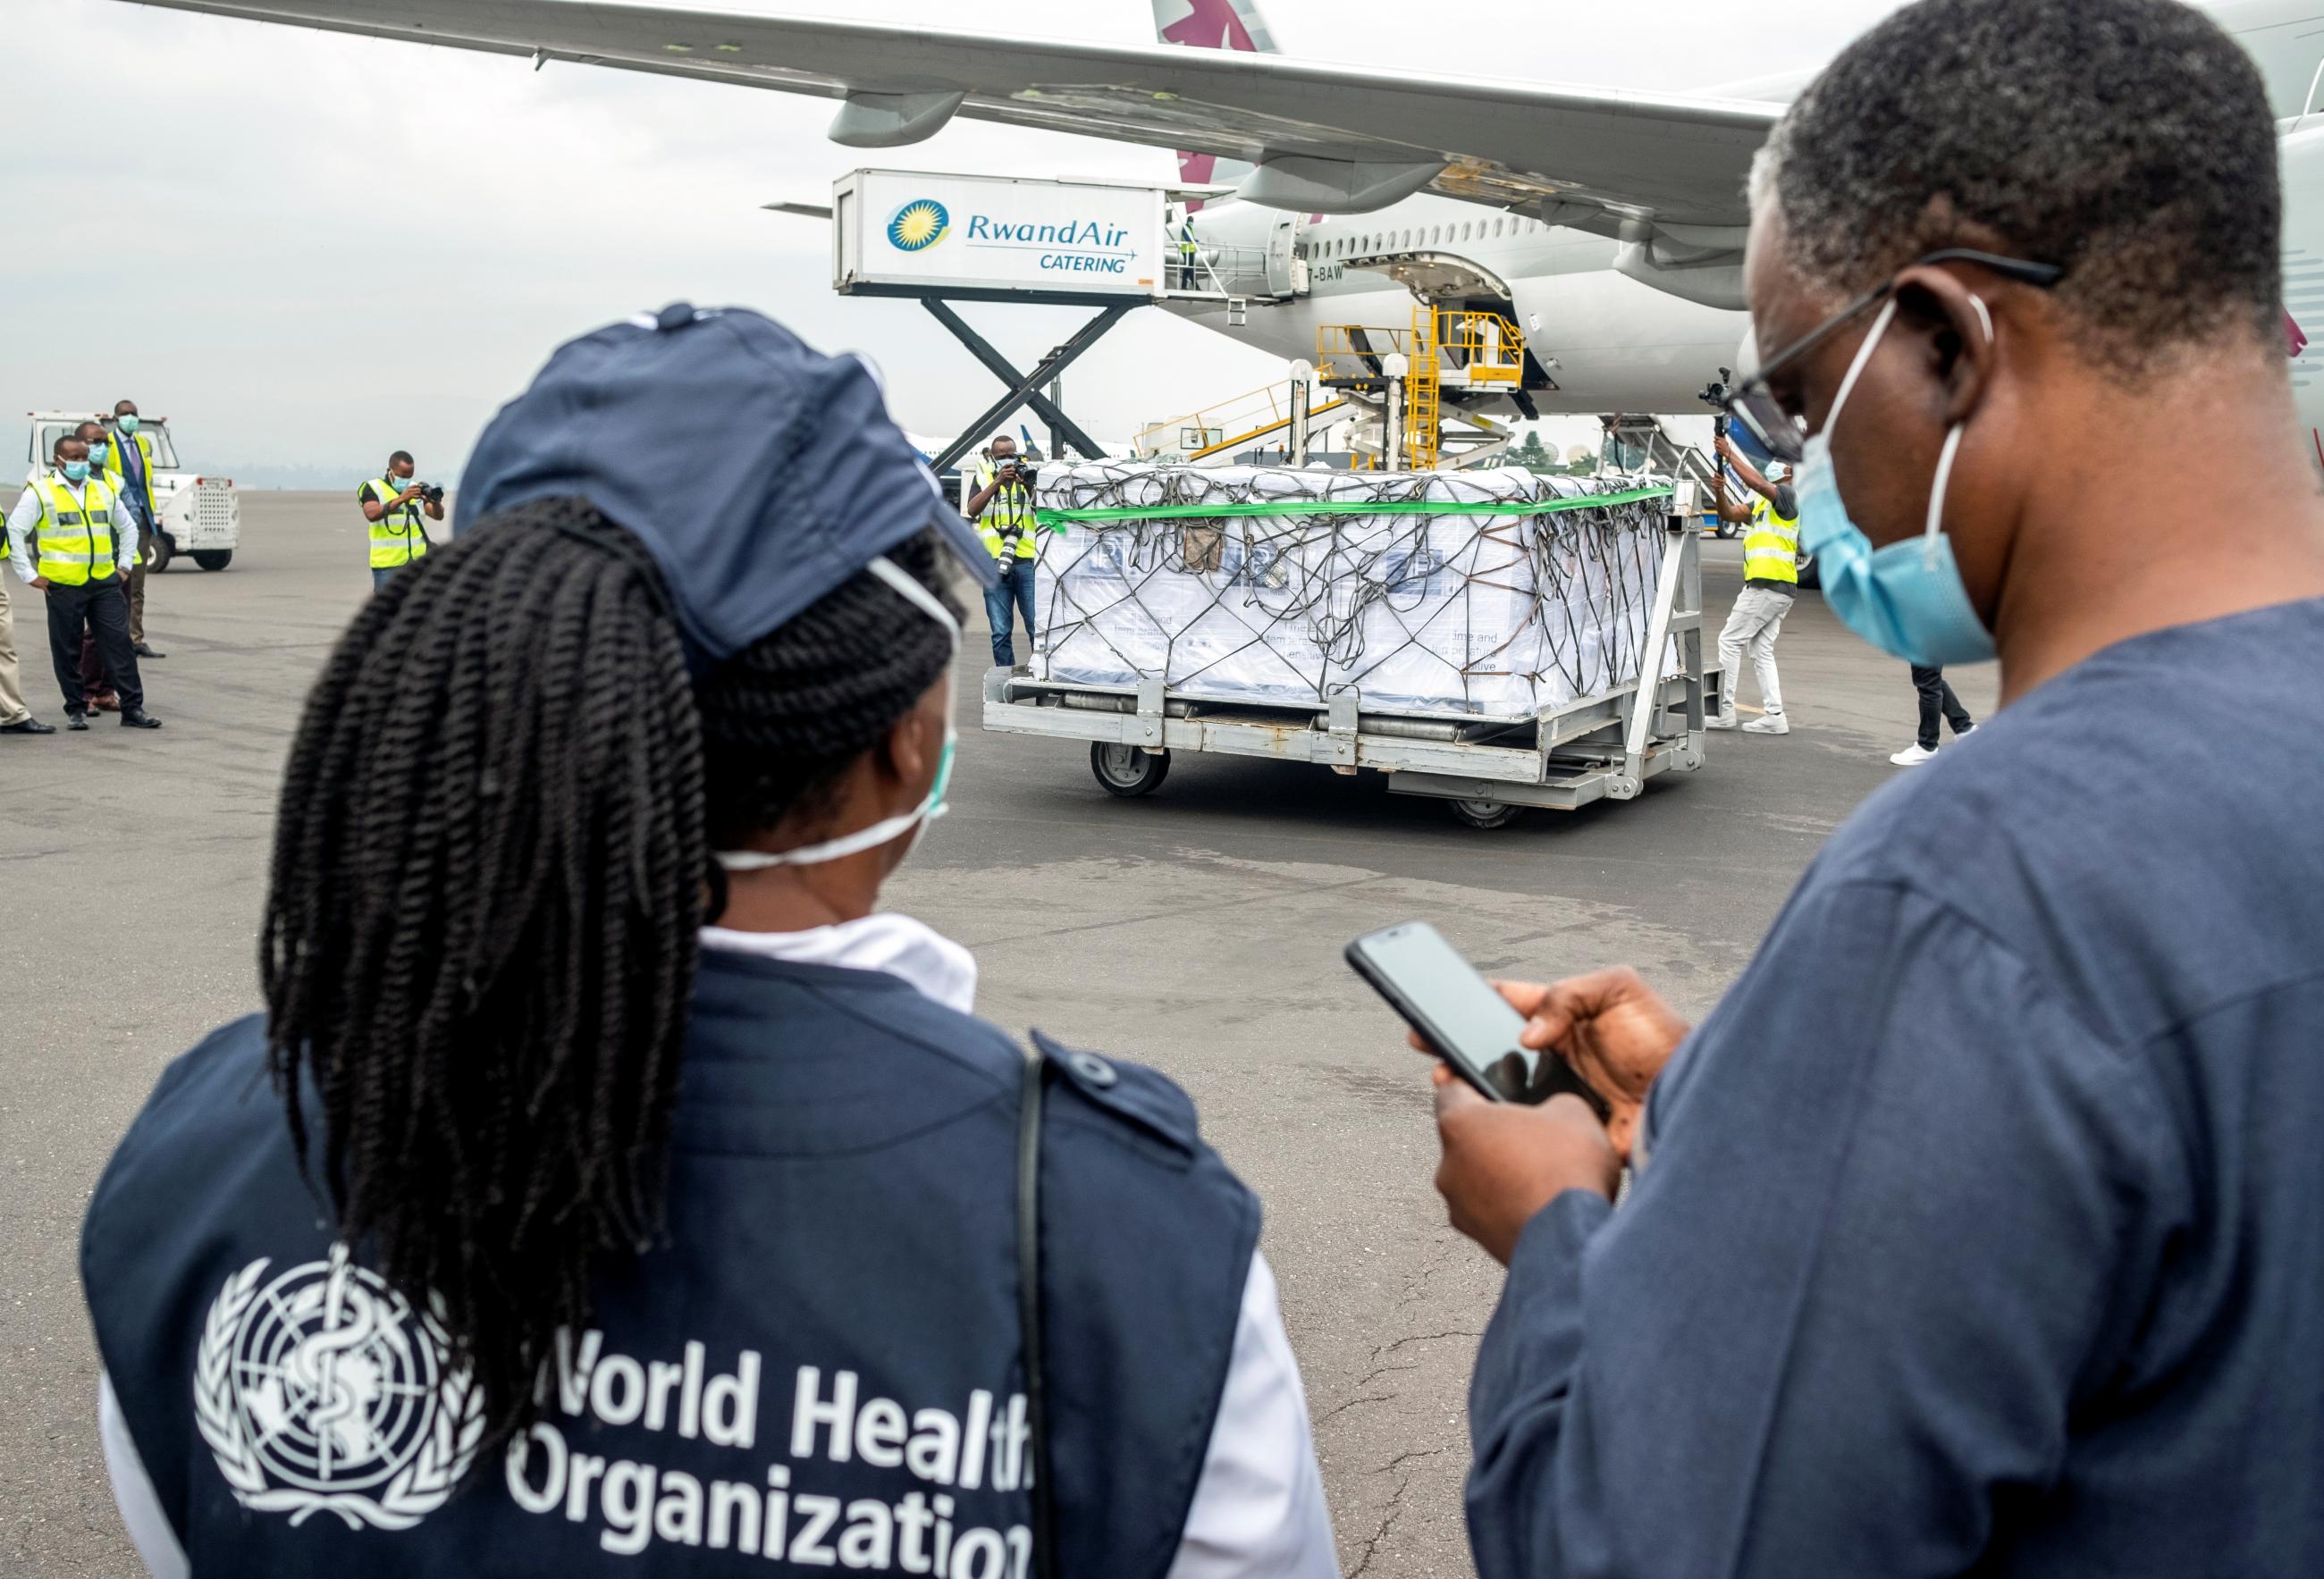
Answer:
[{"xmin": 115, "ymin": 1, "xmax": 1778, "ymax": 239}]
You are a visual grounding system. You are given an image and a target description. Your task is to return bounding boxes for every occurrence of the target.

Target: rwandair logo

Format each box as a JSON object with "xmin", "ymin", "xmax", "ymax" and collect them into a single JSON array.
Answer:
[{"xmin": 887, "ymin": 199, "xmax": 950, "ymax": 252}]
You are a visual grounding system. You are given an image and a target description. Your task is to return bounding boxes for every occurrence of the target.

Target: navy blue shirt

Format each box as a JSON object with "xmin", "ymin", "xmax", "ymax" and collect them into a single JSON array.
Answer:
[{"xmin": 1467, "ymin": 598, "xmax": 2324, "ymax": 1577}]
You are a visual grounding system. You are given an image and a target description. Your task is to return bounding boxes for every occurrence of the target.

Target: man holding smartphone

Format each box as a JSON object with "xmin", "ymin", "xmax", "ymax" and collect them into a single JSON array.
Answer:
[{"xmin": 1415, "ymin": 5, "xmax": 2324, "ymax": 1576}]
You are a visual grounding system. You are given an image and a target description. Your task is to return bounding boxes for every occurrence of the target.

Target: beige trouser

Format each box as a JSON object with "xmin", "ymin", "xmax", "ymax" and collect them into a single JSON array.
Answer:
[{"xmin": 0, "ymin": 570, "xmax": 30, "ymax": 726}]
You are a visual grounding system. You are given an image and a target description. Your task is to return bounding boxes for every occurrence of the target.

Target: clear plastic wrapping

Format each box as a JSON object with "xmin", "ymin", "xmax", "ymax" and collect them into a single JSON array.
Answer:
[{"xmin": 1026, "ymin": 464, "xmax": 1672, "ymax": 719}]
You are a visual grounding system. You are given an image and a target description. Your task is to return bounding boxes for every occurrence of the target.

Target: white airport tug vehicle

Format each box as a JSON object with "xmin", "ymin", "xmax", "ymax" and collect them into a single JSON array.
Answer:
[{"xmin": 24, "ymin": 411, "xmax": 240, "ymax": 572}]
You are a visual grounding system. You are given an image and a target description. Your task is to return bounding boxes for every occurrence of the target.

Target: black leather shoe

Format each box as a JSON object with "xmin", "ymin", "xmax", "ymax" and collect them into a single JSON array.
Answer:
[
  {"xmin": 133, "ymin": 642, "xmax": 165, "ymax": 659},
  {"xmin": 0, "ymin": 716, "xmax": 55, "ymax": 735},
  {"xmin": 66, "ymin": 712, "xmax": 88, "ymax": 731},
  {"xmin": 120, "ymin": 709, "xmax": 163, "ymax": 729}
]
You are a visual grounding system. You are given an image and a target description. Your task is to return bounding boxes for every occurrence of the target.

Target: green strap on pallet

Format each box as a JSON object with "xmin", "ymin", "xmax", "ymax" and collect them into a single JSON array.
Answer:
[{"xmin": 1033, "ymin": 484, "xmax": 1673, "ymax": 528}]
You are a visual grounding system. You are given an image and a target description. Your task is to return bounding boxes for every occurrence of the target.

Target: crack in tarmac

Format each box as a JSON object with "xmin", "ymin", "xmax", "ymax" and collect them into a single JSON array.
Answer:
[{"xmin": 1346, "ymin": 1445, "xmax": 1455, "ymax": 1578}]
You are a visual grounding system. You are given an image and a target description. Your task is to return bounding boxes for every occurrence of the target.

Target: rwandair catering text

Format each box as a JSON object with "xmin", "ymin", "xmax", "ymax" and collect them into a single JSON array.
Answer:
[
  {"xmin": 833, "ymin": 169, "xmax": 1166, "ymax": 299},
  {"xmin": 503, "ymin": 1329, "xmax": 1039, "ymax": 1574}
]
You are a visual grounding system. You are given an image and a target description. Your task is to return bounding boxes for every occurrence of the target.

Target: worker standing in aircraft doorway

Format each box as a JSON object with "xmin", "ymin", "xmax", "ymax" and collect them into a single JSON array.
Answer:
[
  {"xmin": 964, "ymin": 433, "xmax": 1040, "ymax": 673},
  {"xmin": 1710, "ymin": 433, "xmax": 1798, "ymax": 735}
]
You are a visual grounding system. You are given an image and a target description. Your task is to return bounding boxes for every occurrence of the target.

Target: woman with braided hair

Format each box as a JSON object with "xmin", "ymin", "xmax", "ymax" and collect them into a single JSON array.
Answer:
[{"xmin": 81, "ymin": 308, "xmax": 1335, "ymax": 1579}]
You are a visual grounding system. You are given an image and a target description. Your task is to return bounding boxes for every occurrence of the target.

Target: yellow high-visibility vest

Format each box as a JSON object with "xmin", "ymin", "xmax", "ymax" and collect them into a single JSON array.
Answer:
[
  {"xmin": 362, "ymin": 476, "xmax": 429, "ymax": 569},
  {"xmin": 33, "ymin": 473, "xmax": 122, "ymax": 585},
  {"xmin": 102, "ymin": 430, "xmax": 159, "ymax": 521},
  {"xmin": 1743, "ymin": 491, "xmax": 1800, "ymax": 585},
  {"xmin": 973, "ymin": 458, "xmax": 1039, "ymax": 560}
]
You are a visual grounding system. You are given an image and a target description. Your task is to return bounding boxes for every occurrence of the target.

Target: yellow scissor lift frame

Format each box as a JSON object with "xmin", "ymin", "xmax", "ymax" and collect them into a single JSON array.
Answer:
[{"xmin": 1316, "ymin": 307, "xmax": 1528, "ymax": 468}]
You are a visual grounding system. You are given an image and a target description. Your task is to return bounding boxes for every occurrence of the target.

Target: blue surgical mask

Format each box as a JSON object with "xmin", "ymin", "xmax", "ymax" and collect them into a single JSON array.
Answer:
[
  {"xmin": 116, "ymin": 415, "xmax": 139, "ymax": 435},
  {"xmin": 88, "ymin": 441, "xmax": 109, "ymax": 466},
  {"xmin": 715, "ymin": 556, "xmax": 959, "ymax": 870},
  {"xmin": 1792, "ymin": 297, "xmax": 1998, "ymax": 668},
  {"xmin": 62, "ymin": 460, "xmax": 90, "ymax": 483}
]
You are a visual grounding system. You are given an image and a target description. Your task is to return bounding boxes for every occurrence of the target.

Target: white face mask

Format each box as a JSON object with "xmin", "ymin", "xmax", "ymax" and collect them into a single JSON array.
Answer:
[{"xmin": 715, "ymin": 556, "xmax": 960, "ymax": 870}]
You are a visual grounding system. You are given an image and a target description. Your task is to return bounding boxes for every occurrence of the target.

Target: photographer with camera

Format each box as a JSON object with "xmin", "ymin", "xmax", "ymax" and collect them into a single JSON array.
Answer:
[
  {"xmin": 964, "ymin": 433, "xmax": 1040, "ymax": 669},
  {"xmin": 359, "ymin": 449, "xmax": 444, "ymax": 590}
]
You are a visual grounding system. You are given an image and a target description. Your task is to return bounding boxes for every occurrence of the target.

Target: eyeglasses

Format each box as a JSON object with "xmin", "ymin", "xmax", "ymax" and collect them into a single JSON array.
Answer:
[{"xmin": 1722, "ymin": 248, "xmax": 2065, "ymax": 465}]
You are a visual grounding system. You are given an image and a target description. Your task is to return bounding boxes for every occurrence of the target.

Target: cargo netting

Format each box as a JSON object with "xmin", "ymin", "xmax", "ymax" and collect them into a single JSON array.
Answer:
[{"xmin": 1023, "ymin": 464, "xmax": 1677, "ymax": 720}]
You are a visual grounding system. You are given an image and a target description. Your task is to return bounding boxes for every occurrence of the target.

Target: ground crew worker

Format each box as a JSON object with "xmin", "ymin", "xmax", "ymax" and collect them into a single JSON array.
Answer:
[
  {"xmin": 72, "ymin": 423, "xmax": 125, "ymax": 713},
  {"xmin": 81, "ymin": 306, "xmax": 1335, "ymax": 1578},
  {"xmin": 103, "ymin": 399, "xmax": 165, "ymax": 659},
  {"xmin": 1708, "ymin": 433, "xmax": 1797, "ymax": 734},
  {"xmin": 5, "ymin": 433, "xmax": 159, "ymax": 731},
  {"xmin": 1890, "ymin": 663, "xmax": 1976, "ymax": 765},
  {"xmin": 1416, "ymin": 5, "xmax": 2324, "ymax": 1575},
  {"xmin": 1177, "ymin": 214, "xmax": 1200, "ymax": 289},
  {"xmin": 0, "ymin": 551, "xmax": 55, "ymax": 736},
  {"xmin": 359, "ymin": 449, "xmax": 442, "ymax": 588},
  {"xmin": 964, "ymin": 433, "xmax": 1040, "ymax": 670}
]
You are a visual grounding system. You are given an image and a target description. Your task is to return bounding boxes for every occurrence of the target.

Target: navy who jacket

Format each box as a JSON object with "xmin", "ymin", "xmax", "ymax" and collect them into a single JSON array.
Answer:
[{"xmin": 83, "ymin": 949, "xmax": 1260, "ymax": 1576}]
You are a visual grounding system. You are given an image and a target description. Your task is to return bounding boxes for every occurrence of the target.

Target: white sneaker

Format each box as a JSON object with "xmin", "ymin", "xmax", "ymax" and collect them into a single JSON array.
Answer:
[
  {"xmin": 1741, "ymin": 713, "xmax": 1790, "ymax": 735},
  {"xmin": 1890, "ymin": 743, "xmax": 1940, "ymax": 766},
  {"xmin": 1705, "ymin": 710, "xmax": 1740, "ymax": 730}
]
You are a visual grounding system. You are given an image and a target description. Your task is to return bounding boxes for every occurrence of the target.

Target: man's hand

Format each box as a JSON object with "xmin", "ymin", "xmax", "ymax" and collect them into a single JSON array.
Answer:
[
  {"xmin": 1432, "ymin": 1071, "xmax": 1619, "ymax": 1264},
  {"xmin": 31, "ymin": 575, "xmax": 49, "ymax": 591},
  {"xmin": 396, "ymin": 484, "xmax": 423, "ymax": 505},
  {"xmin": 1504, "ymin": 968, "xmax": 1688, "ymax": 1161},
  {"xmin": 1414, "ymin": 967, "xmax": 1686, "ymax": 1163}
]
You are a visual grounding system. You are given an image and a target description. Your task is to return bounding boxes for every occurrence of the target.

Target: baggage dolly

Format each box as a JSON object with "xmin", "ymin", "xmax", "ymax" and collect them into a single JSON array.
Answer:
[{"xmin": 981, "ymin": 485, "xmax": 1721, "ymax": 828}]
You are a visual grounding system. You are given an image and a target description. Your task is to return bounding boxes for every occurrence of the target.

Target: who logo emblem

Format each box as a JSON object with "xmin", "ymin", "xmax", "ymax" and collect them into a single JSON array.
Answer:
[{"xmin": 194, "ymin": 1247, "xmax": 485, "ymax": 1531}]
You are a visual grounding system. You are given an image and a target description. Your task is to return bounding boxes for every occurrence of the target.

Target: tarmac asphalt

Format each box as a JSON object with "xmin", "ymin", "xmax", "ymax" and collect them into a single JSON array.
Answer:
[{"xmin": 0, "ymin": 491, "xmax": 1995, "ymax": 1577}]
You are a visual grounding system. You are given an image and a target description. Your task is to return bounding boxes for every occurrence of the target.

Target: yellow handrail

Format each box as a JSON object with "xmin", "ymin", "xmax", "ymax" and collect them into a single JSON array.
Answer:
[{"xmin": 1185, "ymin": 398, "xmax": 1351, "ymax": 461}]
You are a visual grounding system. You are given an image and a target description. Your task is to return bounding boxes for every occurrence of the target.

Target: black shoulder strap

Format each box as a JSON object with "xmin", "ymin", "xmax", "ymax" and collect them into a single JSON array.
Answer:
[{"xmin": 1015, "ymin": 1052, "xmax": 1057, "ymax": 1579}]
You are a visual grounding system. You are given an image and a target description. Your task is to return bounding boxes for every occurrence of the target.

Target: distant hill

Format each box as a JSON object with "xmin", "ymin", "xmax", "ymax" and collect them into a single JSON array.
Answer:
[{"xmin": 203, "ymin": 462, "xmax": 461, "ymax": 491}]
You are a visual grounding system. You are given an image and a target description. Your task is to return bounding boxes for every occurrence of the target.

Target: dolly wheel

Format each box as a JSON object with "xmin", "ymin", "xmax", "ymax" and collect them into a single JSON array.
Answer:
[
  {"xmin": 1448, "ymin": 796, "xmax": 1522, "ymax": 830},
  {"xmin": 1090, "ymin": 743, "xmax": 1171, "ymax": 798}
]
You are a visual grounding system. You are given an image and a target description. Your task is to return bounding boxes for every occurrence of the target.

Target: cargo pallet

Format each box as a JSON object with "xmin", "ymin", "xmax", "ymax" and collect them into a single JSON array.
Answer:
[{"xmin": 981, "ymin": 488, "xmax": 1722, "ymax": 828}]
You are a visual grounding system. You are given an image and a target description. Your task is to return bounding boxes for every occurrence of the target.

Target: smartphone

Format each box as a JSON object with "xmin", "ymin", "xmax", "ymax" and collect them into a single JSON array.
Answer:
[{"xmin": 1346, "ymin": 920, "xmax": 1610, "ymax": 1116}]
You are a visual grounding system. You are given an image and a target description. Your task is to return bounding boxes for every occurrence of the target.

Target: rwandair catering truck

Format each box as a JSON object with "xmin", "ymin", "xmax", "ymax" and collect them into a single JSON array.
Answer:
[
  {"xmin": 830, "ymin": 170, "xmax": 1167, "ymax": 299},
  {"xmin": 24, "ymin": 411, "xmax": 240, "ymax": 571}
]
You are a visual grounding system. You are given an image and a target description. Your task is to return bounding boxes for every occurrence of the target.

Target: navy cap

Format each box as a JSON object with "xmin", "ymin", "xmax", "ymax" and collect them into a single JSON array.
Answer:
[{"xmin": 461, "ymin": 304, "xmax": 996, "ymax": 672}]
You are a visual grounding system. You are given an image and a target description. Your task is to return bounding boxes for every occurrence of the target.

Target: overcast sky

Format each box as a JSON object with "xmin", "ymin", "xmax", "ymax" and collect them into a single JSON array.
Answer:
[{"xmin": 1, "ymin": 0, "xmax": 1903, "ymax": 483}]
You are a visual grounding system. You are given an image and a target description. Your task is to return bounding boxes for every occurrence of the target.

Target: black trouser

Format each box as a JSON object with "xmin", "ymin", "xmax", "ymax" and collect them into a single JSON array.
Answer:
[
  {"xmin": 46, "ymin": 578, "xmax": 141, "ymax": 715},
  {"xmin": 1912, "ymin": 664, "xmax": 1973, "ymax": 751}
]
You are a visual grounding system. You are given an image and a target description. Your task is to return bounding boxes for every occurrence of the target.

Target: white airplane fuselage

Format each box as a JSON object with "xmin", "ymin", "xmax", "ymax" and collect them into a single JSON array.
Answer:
[
  {"xmin": 1167, "ymin": 1, "xmax": 2324, "ymax": 447},
  {"xmin": 1169, "ymin": 193, "xmax": 1744, "ymax": 416}
]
